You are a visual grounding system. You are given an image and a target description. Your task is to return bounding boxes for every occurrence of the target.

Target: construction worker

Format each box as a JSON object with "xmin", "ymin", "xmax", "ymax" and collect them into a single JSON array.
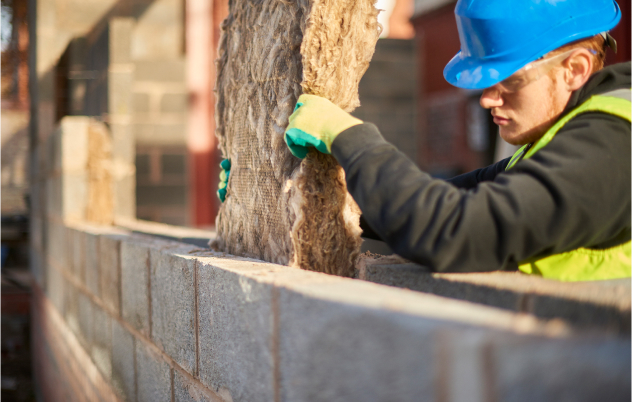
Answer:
[{"xmin": 282, "ymin": 0, "xmax": 631, "ymax": 281}]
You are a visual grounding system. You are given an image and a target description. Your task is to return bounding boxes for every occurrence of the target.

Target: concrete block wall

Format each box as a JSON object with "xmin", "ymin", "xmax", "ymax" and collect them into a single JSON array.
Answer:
[
  {"xmin": 132, "ymin": 60, "xmax": 187, "ymax": 147},
  {"xmin": 130, "ymin": 0, "xmax": 190, "ymax": 226},
  {"xmin": 31, "ymin": 218, "xmax": 631, "ymax": 402},
  {"xmin": 60, "ymin": 17, "xmax": 136, "ymax": 220},
  {"xmin": 30, "ymin": 116, "xmax": 134, "ymax": 228},
  {"xmin": 109, "ymin": 17, "xmax": 137, "ymax": 220},
  {"xmin": 360, "ymin": 261, "xmax": 631, "ymax": 335},
  {"xmin": 42, "ymin": 0, "xmax": 188, "ymax": 226},
  {"xmin": 30, "ymin": 109, "xmax": 630, "ymax": 402},
  {"xmin": 352, "ymin": 39, "xmax": 417, "ymax": 163},
  {"xmin": 135, "ymin": 146, "xmax": 189, "ymax": 225},
  {"xmin": 132, "ymin": 52, "xmax": 189, "ymax": 225}
]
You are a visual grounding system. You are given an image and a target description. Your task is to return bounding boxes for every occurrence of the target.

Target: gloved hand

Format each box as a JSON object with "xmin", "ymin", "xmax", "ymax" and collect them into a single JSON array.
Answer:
[
  {"xmin": 284, "ymin": 94, "xmax": 363, "ymax": 159},
  {"xmin": 217, "ymin": 159, "xmax": 230, "ymax": 203}
]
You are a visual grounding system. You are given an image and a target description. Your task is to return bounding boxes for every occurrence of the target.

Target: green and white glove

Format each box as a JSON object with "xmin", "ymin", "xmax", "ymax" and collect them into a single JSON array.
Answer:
[
  {"xmin": 284, "ymin": 94, "xmax": 363, "ymax": 159},
  {"xmin": 217, "ymin": 158, "xmax": 230, "ymax": 203}
]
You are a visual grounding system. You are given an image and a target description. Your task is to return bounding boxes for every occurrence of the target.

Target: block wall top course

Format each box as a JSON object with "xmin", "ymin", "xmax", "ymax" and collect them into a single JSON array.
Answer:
[
  {"xmin": 438, "ymin": 270, "xmax": 630, "ymax": 308},
  {"xmin": 362, "ymin": 261, "xmax": 631, "ymax": 334},
  {"xmin": 229, "ymin": 262, "xmax": 570, "ymax": 336},
  {"xmin": 172, "ymin": 249, "xmax": 566, "ymax": 338},
  {"xmin": 57, "ymin": 219, "xmax": 631, "ymax": 339},
  {"xmin": 116, "ymin": 217, "xmax": 215, "ymax": 248},
  {"xmin": 48, "ymin": 225, "xmax": 544, "ymax": 338}
]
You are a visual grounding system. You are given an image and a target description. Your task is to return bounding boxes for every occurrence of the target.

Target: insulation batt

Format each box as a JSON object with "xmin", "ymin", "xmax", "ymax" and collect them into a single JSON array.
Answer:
[{"xmin": 212, "ymin": 0, "xmax": 381, "ymax": 277}]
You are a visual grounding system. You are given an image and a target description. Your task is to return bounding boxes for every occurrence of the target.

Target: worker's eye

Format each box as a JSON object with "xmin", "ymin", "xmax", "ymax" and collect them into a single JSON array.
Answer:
[{"xmin": 500, "ymin": 76, "xmax": 524, "ymax": 91}]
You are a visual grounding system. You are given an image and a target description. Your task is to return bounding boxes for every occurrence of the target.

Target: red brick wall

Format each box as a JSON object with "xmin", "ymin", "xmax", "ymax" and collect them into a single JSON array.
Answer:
[
  {"xmin": 606, "ymin": 0, "xmax": 631, "ymax": 65},
  {"xmin": 413, "ymin": 4, "xmax": 460, "ymax": 96},
  {"xmin": 412, "ymin": 3, "xmax": 488, "ymax": 176}
]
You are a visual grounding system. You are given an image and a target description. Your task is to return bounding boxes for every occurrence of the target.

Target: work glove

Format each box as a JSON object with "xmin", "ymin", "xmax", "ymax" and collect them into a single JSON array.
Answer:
[
  {"xmin": 284, "ymin": 94, "xmax": 363, "ymax": 159},
  {"xmin": 217, "ymin": 159, "xmax": 230, "ymax": 203}
]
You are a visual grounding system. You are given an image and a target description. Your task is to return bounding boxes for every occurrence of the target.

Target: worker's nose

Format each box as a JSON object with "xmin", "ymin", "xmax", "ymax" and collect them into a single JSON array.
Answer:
[{"xmin": 480, "ymin": 86, "xmax": 503, "ymax": 109}]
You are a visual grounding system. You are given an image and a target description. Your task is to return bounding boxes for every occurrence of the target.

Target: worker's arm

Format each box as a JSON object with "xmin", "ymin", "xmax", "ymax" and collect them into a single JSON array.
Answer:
[
  {"xmin": 360, "ymin": 150, "xmax": 509, "ymax": 238},
  {"xmin": 360, "ymin": 158, "xmax": 511, "ymax": 239},
  {"xmin": 331, "ymin": 114, "xmax": 631, "ymax": 272},
  {"xmin": 446, "ymin": 158, "xmax": 510, "ymax": 189}
]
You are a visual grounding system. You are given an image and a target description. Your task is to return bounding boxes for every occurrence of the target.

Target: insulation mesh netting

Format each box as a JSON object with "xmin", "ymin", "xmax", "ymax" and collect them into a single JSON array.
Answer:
[{"xmin": 212, "ymin": 0, "xmax": 380, "ymax": 277}]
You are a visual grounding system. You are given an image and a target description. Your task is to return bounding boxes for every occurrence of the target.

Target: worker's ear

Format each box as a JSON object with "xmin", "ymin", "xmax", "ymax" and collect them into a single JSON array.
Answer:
[{"xmin": 562, "ymin": 49, "xmax": 593, "ymax": 91}]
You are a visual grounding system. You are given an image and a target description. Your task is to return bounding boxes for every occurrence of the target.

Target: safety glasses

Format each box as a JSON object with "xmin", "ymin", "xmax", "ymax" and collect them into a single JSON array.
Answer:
[{"xmin": 495, "ymin": 49, "xmax": 580, "ymax": 93}]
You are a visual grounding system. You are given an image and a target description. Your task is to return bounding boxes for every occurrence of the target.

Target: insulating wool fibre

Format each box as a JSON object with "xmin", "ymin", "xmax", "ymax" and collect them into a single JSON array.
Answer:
[{"xmin": 212, "ymin": 0, "xmax": 381, "ymax": 277}]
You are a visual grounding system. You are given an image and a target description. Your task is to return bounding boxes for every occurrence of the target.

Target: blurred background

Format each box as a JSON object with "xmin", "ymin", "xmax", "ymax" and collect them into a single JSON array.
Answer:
[
  {"xmin": 3, "ymin": 0, "xmax": 630, "ymax": 228},
  {"xmin": 1, "ymin": 0, "xmax": 630, "ymax": 399}
]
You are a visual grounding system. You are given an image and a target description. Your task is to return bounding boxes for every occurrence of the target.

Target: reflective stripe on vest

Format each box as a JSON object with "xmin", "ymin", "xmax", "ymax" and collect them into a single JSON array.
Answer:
[{"xmin": 506, "ymin": 89, "xmax": 631, "ymax": 281}]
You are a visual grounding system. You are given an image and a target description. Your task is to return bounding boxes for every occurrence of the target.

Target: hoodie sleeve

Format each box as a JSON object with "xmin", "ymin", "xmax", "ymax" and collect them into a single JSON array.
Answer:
[
  {"xmin": 445, "ymin": 158, "xmax": 510, "ymax": 189},
  {"xmin": 331, "ymin": 115, "xmax": 631, "ymax": 273}
]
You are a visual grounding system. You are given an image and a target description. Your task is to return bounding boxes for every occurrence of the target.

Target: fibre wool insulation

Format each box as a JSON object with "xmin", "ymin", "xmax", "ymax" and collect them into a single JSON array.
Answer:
[{"xmin": 212, "ymin": 0, "xmax": 380, "ymax": 277}]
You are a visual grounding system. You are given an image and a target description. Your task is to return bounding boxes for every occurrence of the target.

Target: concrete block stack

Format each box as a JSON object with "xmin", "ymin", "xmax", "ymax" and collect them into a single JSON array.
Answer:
[
  {"xmin": 32, "ymin": 0, "xmax": 188, "ymax": 228},
  {"xmin": 130, "ymin": 0, "xmax": 190, "ymax": 226},
  {"xmin": 30, "ymin": 216, "xmax": 631, "ymax": 401},
  {"xmin": 352, "ymin": 39, "xmax": 417, "ymax": 163},
  {"xmin": 109, "ymin": 18, "xmax": 137, "ymax": 220},
  {"xmin": 133, "ymin": 55, "xmax": 189, "ymax": 225}
]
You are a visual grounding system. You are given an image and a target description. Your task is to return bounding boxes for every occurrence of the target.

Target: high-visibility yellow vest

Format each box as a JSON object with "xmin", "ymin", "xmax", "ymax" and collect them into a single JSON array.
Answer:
[{"xmin": 506, "ymin": 89, "xmax": 631, "ymax": 281}]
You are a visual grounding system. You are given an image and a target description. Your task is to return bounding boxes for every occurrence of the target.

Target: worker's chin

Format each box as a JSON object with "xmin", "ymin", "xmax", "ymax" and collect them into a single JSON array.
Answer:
[
  {"xmin": 499, "ymin": 127, "xmax": 527, "ymax": 146},
  {"xmin": 499, "ymin": 126, "xmax": 544, "ymax": 146},
  {"xmin": 499, "ymin": 116, "xmax": 558, "ymax": 146}
]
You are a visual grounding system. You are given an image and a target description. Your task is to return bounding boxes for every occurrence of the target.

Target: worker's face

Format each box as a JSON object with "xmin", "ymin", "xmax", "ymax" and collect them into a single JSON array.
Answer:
[{"xmin": 479, "ymin": 53, "xmax": 574, "ymax": 146}]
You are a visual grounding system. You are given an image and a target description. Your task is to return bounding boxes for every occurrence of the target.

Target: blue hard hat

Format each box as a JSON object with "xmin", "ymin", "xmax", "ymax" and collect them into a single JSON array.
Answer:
[{"xmin": 443, "ymin": 0, "xmax": 622, "ymax": 89}]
